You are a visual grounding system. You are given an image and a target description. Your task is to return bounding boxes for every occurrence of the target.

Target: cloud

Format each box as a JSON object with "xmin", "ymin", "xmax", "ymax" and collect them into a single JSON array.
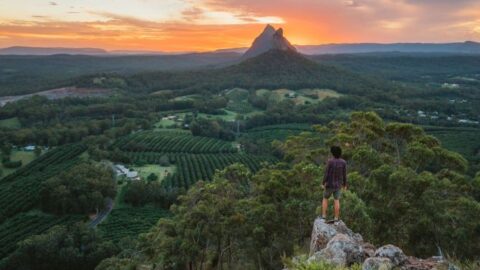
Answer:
[
  {"xmin": 344, "ymin": 0, "xmax": 361, "ymax": 8},
  {"xmin": 182, "ymin": 7, "xmax": 205, "ymax": 21},
  {"xmin": 1, "ymin": 0, "xmax": 479, "ymax": 51},
  {"xmin": 49, "ymin": 1, "xmax": 57, "ymax": 6}
]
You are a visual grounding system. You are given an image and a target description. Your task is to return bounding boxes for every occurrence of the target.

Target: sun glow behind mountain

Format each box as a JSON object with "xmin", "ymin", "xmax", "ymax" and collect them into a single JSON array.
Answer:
[{"xmin": 0, "ymin": 0, "xmax": 480, "ymax": 52}]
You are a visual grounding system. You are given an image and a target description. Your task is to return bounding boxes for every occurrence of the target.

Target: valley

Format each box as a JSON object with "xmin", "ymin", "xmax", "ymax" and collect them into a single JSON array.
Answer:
[{"xmin": 0, "ymin": 24, "xmax": 479, "ymax": 270}]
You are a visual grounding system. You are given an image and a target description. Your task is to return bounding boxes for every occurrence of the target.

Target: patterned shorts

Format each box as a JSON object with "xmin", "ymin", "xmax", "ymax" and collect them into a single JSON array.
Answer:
[{"xmin": 323, "ymin": 188, "xmax": 341, "ymax": 200}]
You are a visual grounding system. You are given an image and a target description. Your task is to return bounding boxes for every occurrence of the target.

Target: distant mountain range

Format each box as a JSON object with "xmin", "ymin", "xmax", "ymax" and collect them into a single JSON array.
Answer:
[
  {"xmin": 2, "ymin": 40, "xmax": 480, "ymax": 56},
  {"xmin": 0, "ymin": 46, "xmax": 108, "ymax": 55}
]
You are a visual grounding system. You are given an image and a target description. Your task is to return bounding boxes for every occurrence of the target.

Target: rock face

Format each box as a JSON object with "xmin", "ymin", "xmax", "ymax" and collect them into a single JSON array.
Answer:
[
  {"xmin": 242, "ymin": 24, "xmax": 297, "ymax": 60},
  {"xmin": 307, "ymin": 218, "xmax": 447, "ymax": 270},
  {"xmin": 374, "ymin": 244, "xmax": 407, "ymax": 267},
  {"xmin": 362, "ymin": 257, "xmax": 393, "ymax": 270}
]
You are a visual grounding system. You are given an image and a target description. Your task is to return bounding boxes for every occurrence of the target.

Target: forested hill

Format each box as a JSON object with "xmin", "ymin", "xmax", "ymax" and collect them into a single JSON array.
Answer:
[
  {"xmin": 92, "ymin": 49, "xmax": 400, "ymax": 95},
  {"xmin": 0, "ymin": 52, "xmax": 240, "ymax": 96}
]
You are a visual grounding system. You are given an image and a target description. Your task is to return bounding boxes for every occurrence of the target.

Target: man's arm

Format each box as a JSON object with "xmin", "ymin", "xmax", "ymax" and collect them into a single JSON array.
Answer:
[{"xmin": 322, "ymin": 161, "xmax": 330, "ymax": 186}]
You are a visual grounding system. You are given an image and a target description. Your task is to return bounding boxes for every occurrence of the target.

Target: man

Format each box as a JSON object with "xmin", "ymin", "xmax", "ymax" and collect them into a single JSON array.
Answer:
[{"xmin": 321, "ymin": 146, "xmax": 347, "ymax": 223}]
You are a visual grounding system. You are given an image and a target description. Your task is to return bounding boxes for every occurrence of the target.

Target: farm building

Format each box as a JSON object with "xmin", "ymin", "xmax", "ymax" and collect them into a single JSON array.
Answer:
[
  {"xmin": 114, "ymin": 164, "xmax": 140, "ymax": 180},
  {"xmin": 24, "ymin": 145, "xmax": 36, "ymax": 151}
]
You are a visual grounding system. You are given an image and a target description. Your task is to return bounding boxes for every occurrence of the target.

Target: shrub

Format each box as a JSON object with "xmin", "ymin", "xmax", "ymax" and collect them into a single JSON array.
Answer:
[{"xmin": 2, "ymin": 160, "xmax": 22, "ymax": 169}]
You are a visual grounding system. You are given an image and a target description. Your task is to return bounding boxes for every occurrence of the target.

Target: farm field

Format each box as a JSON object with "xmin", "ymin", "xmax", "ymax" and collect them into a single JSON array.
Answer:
[
  {"xmin": 0, "ymin": 211, "xmax": 83, "ymax": 259},
  {"xmin": 126, "ymin": 152, "xmax": 277, "ymax": 189},
  {"xmin": 0, "ymin": 149, "xmax": 37, "ymax": 176},
  {"xmin": 132, "ymin": 164, "xmax": 176, "ymax": 182},
  {"xmin": 0, "ymin": 144, "xmax": 87, "ymax": 219},
  {"xmin": 114, "ymin": 131, "xmax": 236, "ymax": 154},
  {"xmin": 243, "ymin": 123, "xmax": 313, "ymax": 142},
  {"xmin": 98, "ymin": 206, "xmax": 170, "ymax": 242},
  {"xmin": 255, "ymin": 88, "xmax": 341, "ymax": 106},
  {"xmin": 0, "ymin": 117, "xmax": 21, "ymax": 129}
]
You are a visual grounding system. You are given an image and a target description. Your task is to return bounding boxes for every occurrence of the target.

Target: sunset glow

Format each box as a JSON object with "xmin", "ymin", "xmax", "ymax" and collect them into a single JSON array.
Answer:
[{"xmin": 1, "ymin": 0, "xmax": 480, "ymax": 52}]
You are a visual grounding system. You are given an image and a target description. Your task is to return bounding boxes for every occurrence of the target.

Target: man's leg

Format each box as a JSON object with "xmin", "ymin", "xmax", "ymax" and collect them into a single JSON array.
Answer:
[
  {"xmin": 322, "ymin": 198, "xmax": 328, "ymax": 218},
  {"xmin": 334, "ymin": 199, "xmax": 340, "ymax": 220}
]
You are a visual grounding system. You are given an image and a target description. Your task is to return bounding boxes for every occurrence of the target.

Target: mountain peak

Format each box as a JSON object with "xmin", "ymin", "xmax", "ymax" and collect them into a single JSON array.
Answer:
[
  {"xmin": 263, "ymin": 24, "xmax": 276, "ymax": 34},
  {"xmin": 242, "ymin": 25, "xmax": 297, "ymax": 60}
]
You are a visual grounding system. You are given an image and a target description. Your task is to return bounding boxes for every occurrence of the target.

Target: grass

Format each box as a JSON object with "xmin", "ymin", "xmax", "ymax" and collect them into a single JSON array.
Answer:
[
  {"xmin": 154, "ymin": 118, "xmax": 177, "ymax": 129},
  {"xmin": 0, "ymin": 117, "xmax": 21, "ymax": 129},
  {"xmin": 0, "ymin": 150, "xmax": 38, "ymax": 176},
  {"xmin": 256, "ymin": 88, "xmax": 341, "ymax": 106},
  {"xmin": 132, "ymin": 164, "xmax": 176, "ymax": 182}
]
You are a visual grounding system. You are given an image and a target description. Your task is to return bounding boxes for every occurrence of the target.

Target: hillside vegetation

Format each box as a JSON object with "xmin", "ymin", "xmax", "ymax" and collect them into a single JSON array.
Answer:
[{"xmin": 94, "ymin": 112, "xmax": 480, "ymax": 270}]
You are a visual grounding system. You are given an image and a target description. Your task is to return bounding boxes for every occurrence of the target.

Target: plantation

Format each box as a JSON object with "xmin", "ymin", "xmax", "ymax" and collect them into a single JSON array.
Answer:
[
  {"xmin": 126, "ymin": 152, "xmax": 277, "ymax": 189},
  {"xmin": 243, "ymin": 123, "xmax": 313, "ymax": 142},
  {"xmin": 0, "ymin": 150, "xmax": 36, "ymax": 176},
  {"xmin": 424, "ymin": 126, "xmax": 480, "ymax": 166},
  {"xmin": 0, "ymin": 211, "xmax": 83, "ymax": 258},
  {"xmin": 113, "ymin": 131, "xmax": 236, "ymax": 154},
  {"xmin": 0, "ymin": 144, "xmax": 87, "ymax": 219},
  {"xmin": 98, "ymin": 206, "xmax": 170, "ymax": 242}
]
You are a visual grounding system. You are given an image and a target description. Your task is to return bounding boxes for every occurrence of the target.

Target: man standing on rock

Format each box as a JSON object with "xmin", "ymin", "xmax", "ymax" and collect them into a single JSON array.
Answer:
[{"xmin": 321, "ymin": 146, "xmax": 347, "ymax": 223}]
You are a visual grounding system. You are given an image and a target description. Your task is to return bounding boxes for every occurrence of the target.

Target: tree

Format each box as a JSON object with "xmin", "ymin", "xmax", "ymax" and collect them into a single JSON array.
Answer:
[
  {"xmin": 34, "ymin": 146, "xmax": 42, "ymax": 157},
  {"xmin": 147, "ymin": 173, "xmax": 158, "ymax": 182},
  {"xmin": 40, "ymin": 162, "xmax": 116, "ymax": 215},
  {"xmin": 2, "ymin": 223, "xmax": 118, "ymax": 270}
]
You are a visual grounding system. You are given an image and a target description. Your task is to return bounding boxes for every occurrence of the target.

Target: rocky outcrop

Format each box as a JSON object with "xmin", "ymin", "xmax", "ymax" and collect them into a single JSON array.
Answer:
[
  {"xmin": 242, "ymin": 24, "xmax": 297, "ymax": 59},
  {"xmin": 307, "ymin": 218, "xmax": 448, "ymax": 270}
]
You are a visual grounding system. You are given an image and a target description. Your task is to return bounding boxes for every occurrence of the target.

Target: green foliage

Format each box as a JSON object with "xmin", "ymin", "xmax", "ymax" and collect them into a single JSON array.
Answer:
[
  {"xmin": 1, "ymin": 159, "xmax": 22, "ymax": 168},
  {"xmin": 284, "ymin": 255, "xmax": 361, "ymax": 270},
  {"xmin": 123, "ymin": 181, "xmax": 179, "ymax": 207},
  {"xmin": 126, "ymin": 152, "xmax": 277, "ymax": 189},
  {"xmin": 1, "ymin": 223, "xmax": 119, "ymax": 270},
  {"xmin": 147, "ymin": 172, "xmax": 158, "ymax": 181},
  {"xmin": 40, "ymin": 162, "xmax": 116, "ymax": 215},
  {"xmin": 0, "ymin": 144, "xmax": 86, "ymax": 220},
  {"xmin": 113, "ymin": 131, "xmax": 237, "ymax": 154},
  {"xmin": 134, "ymin": 162, "xmax": 325, "ymax": 269},
  {"xmin": 98, "ymin": 206, "xmax": 170, "ymax": 242},
  {"xmin": 0, "ymin": 211, "xmax": 83, "ymax": 259},
  {"xmin": 280, "ymin": 111, "xmax": 479, "ymax": 258},
  {"xmin": 190, "ymin": 117, "xmax": 235, "ymax": 141}
]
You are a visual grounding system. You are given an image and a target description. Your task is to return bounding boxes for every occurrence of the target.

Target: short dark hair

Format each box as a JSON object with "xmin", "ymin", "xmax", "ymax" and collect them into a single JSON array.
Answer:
[{"xmin": 331, "ymin": 146, "xmax": 342, "ymax": 158}]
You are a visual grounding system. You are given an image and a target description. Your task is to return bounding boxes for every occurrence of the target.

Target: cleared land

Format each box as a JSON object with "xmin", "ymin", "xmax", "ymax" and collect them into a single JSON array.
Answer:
[
  {"xmin": 0, "ymin": 117, "xmax": 21, "ymax": 129},
  {"xmin": 255, "ymin": 88, "xmax": 341, "ymax": 106},
  {"xmin": 0, "ymin": 87, "xmax": 112, "ymax": 107},
  {"xmin": 0, "ymin": 150, "xmax": 37, "ymax": 176},
  {"xmin": 132, "ymin": 164, "xmax": 176, "ymax": 182}
]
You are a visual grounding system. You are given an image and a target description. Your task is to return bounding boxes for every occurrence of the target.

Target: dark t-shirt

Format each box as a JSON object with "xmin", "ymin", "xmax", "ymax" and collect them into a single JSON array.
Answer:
[{"xmin": 322, "ymin": 158, "xmax": 347, "ymax": 189}]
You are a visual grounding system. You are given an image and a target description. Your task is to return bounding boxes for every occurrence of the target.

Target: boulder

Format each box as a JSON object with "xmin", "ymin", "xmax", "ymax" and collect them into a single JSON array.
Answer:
[
  {"xmin": 309, "ymin": 233, "xmax": 365, "ymax": 266},
  {"xmin": 374, "ymin": 244, "xmax": 407, "ymax": 266},
  {"xmin": 362, "ymin": 257, "xmax": 393, "ymax": 270},
  {"xmin": 309, "ymin": 218, "xmax": 363, "ymax": 256},
  {"xmin": 309, "ymin": 218, "xmax": 338, "ymax": 255}
]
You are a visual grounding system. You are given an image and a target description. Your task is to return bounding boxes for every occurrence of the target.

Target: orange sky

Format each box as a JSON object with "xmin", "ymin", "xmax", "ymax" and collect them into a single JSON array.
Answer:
[{"xmin": 0, "ymin": 0, "xmax": 479, "ymax": 52}]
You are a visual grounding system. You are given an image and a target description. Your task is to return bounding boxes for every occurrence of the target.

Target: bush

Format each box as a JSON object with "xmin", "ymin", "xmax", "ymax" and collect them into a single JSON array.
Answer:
[
  {"xmin": 284, "ymin": 256, "xmax": 361, "ymax": 270},
  {"xmin": 2, "ymin": 160, "xmax": 22, "ymax": 168},
  {"xmin": 40, "ymin": 162, "xmax": 116, "ymax": 215}
]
